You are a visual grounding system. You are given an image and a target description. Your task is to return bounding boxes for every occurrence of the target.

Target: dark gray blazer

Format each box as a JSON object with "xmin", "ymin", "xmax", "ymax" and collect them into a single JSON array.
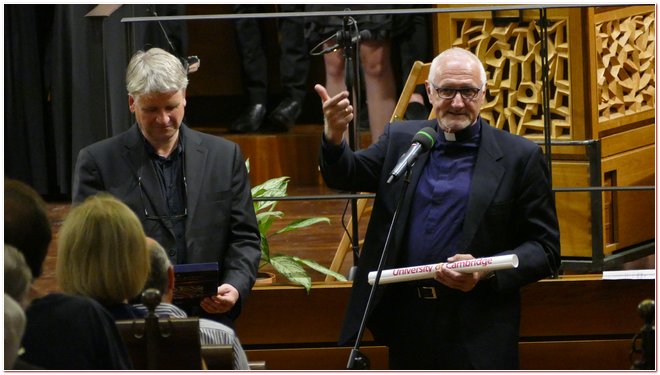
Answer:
[
  {"xmin": 73, "ymin": 124, "xmax": 261, "ymax": 318},
  {"xmin": 319, "ymin": 118, "xmax": 561, "ymax": 368}
]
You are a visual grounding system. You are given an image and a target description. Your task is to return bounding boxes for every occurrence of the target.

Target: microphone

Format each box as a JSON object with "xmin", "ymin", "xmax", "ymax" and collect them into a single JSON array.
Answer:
[
  {"xmin": 386, "ymin": 127, "xmax": 437, "ymax": 184},
  {"xmin": 311, "ymin": 30, "xmax": 373, "ymax": 56},
  {"xmin": 337, "ymin": 29, "xmax": 372, "ymax": 45}
]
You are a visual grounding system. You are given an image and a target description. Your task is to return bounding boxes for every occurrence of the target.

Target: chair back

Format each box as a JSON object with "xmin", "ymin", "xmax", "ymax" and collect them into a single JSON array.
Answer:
[
  {"xmin": 201, "ymin": 345, "xmax": 233, "ymax": 370},
  {"xmin": 390, "ymin": 60, "xmax": 435, "ymax": 122},
  {"xmin": 116, "ymin": 289, "xmax": 203, "ymax": 370}
]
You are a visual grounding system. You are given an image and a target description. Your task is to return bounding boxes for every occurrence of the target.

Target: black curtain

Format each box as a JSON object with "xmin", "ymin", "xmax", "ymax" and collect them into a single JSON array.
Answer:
[
  {"xmin": 4, "ymin": 4, "xmax": 187, "ymax": 198},
  {"xmin": 5, "ymin": 5, "xmax": 52, "ymax": 194}
]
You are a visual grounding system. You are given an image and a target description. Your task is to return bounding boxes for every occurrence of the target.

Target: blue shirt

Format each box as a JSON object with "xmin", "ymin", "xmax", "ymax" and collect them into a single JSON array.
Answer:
[{"xmin": 404, "ymin": 121, "xmax": 481, "ymax": 266}]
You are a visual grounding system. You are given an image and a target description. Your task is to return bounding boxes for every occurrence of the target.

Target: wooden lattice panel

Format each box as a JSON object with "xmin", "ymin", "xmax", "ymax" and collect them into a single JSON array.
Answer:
[
  {"xmin": 595, "ymin": 10, "xmax": 655, "ymax": 123},
  {"xmin": 448, "ymin": 15, "xmax": 572, "ymax": 141}
]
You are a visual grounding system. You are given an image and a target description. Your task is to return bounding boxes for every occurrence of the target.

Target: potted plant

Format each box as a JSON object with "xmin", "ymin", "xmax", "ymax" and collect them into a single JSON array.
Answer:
[{"xmin": 248, "ymin": 161, "xmax": 347, "ymax": 293}]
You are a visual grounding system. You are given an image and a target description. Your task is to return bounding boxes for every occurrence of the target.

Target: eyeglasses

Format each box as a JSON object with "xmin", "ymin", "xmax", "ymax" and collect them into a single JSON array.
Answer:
[{"xmin": 428, "ymin": 82, "xmax": 482, "ymax": 101}]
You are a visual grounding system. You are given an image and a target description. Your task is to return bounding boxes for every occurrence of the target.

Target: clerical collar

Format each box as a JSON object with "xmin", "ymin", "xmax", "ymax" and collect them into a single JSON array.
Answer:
[{"xmin": 438, "ymin": 119, "xmax": 481, "ymax": 143}]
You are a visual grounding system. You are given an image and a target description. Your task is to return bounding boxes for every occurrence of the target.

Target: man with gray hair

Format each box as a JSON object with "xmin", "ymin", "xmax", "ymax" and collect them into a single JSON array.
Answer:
[
  {"xmin": 133, "ymin": 238, "xmax": 250, "ymax": 369},
  {"xmin": 73, "ymin": 47, "xmax": 261, "ymax": 326},
  {"xmin": 316, "ymin": 47, "xmax": 560, "ymax": 369}
]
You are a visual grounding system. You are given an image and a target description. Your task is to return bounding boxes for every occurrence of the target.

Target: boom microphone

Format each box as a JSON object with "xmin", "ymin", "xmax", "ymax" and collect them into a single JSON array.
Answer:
[{"xmin": 386, "ymin": 127, "xmax": 437, "ymax": 184}]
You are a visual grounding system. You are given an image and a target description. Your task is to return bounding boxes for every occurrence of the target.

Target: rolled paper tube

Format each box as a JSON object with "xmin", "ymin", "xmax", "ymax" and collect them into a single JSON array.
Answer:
[{"xmin": 367, "ymin": 254, "xmax": 519, "ymax": 285}]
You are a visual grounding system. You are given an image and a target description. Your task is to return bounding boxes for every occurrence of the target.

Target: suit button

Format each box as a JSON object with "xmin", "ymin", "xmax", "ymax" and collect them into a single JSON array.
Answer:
[{"xmin": 169, "ymin": 249, "xmax": 176, "ymax": 257}]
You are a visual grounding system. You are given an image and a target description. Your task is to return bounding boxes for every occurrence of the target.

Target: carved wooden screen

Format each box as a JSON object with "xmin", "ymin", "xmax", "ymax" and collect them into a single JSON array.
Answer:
[
  {"xmin": 592, "ymin": 6, "xmax": 655, "ymax": 130},
  {"xmin": 434, "ymin": 6, "xmax": 655, "ymax": 141}
]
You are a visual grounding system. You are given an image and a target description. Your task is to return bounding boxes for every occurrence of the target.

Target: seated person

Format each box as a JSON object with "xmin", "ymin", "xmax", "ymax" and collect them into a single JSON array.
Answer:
[
  {"xmin": 4, "ymin": 244, "xmax": 32, "ymax": 370},
  {"xmin": 4, "ymin": 244, "xmax": 33, "ymax": 308},
  {"xmin": 5, "ymin": 294, "xmax": 26, "ymax": 370},
  {"xmin": 133, "ymin": 238, "xmax": 250, "ymax": 369},
  {"xmin": 4, "ymin": 179, "xmax": 132, "ymax": 370},
  {"xmin": 55, "ymin": 193, "xmax": 150, "ymax": 321}
]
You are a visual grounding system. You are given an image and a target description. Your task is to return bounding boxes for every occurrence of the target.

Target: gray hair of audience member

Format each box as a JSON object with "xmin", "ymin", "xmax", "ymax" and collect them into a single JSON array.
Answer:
[
  {"xmin": 4, "ymin": 244, "xmax": 33, "ymax": 308},
  {"xmin": 4, "ymin": 178, "xmax": 52, "ymax": 279},
  {"xmin": 5, "ymin": 293, "xmax": 26, "ymax": 370},
  {"xmin": 428, "ymin": 47, "xmax": 488, "ymax": 89},
  {"xmin": 144, "ymin": 238, "xmax": 172, "ymax": 295},
  {"xmin": 126, "ymin": 47, "xmax": 189, "ymax": 100}
]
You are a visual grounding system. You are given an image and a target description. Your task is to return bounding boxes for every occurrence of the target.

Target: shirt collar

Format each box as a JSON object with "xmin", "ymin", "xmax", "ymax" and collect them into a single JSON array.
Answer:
[{"xmin": 139, "ymin": 126, "xmax": 185, "ymax": 161}]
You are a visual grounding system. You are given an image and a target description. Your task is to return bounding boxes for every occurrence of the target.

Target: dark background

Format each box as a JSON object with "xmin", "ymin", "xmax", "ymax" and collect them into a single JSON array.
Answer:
[{"xmin": 4, "ymin": 4, "xmax": 431, "ymax": 198}]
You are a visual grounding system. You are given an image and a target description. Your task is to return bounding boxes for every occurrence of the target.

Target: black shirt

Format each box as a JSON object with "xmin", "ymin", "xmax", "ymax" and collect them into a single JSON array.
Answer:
[{"xmin": 142, "ymin": 131, "xmax": 188, "ymax": 264}]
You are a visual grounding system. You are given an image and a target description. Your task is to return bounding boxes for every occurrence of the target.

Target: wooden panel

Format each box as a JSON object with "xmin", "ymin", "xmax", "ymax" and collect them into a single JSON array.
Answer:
[
  {"xmin": 235, "ymin": 282, "xmax": 363, "ymax": 346},
  {"xmin": 552, "ymin": 161, "xmax": 593, "ymax": 257},
  {"xmin": 235, "ymin": 276, "xmax": 652, "ymax": 370},
  {"xmin": 245, "ymin": 346, "xmax": 388, "ymax": 370},
  {"xmin": 601, "ymin": 144, "xmax": 655, "ymax": 252},
  {"xmin": 600, "ymin": 124, "xmax": 655, "ymax": 157},
  {"xmin": 520, "ymin": 276, "xmax": 653, "ymax": 337},
  {"xmin": 195, "ymin": 125, "xmax": 325, "ymax": 188},
  {"xmin": 520, "ymin": 339, "xmax": 634, "ymax": 370}
]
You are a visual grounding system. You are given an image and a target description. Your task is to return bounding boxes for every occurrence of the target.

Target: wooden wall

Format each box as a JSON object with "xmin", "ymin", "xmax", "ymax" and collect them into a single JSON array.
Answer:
[{"xmin": 235, "ymin": 277, "xmax": 654, "ymax": 370}]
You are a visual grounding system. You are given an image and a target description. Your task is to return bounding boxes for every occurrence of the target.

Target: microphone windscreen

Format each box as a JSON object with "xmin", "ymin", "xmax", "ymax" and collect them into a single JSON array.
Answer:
[
  {"xmin": 412, "ymin": 127, "xmax": 438, "ymax": 151},
  {"xmin": 359, "ymin": 30, "xmax": 372, "ymax": 41}
]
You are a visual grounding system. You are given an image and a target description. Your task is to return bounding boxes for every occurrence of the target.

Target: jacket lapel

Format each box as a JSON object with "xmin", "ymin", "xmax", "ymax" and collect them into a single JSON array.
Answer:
[
  {"xmin": 457, "ymin": 120, "xmax": 505, "ymax": 252},
  {"xmin": 181, "ymin": 125, "xmax": 206, "ymax": 227},
  {"xmin": 122, "ymin": 124, "xmax": 169, "ymax": 220}
]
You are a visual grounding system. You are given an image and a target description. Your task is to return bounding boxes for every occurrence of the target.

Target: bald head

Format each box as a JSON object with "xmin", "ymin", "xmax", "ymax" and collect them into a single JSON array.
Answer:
[{"xmin": 428, "ymin": 47, "xmax": 487, "ymax": 88}]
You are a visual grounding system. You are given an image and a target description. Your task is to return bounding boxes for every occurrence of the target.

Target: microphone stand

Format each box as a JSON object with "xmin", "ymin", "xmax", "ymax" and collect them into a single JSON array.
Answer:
[
  {"xmin": 338, "ymin": 14, "xmax": 363, "ymax": 275},
  {"xmin": 347, "ymin": 168, "xmax": 414, "ymax": 370}
]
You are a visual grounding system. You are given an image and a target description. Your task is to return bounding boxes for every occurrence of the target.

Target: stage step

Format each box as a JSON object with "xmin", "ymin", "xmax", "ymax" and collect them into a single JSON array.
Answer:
[{"xmin": 193, "ymin": 124, "xmax": 372, "ymax": 188}]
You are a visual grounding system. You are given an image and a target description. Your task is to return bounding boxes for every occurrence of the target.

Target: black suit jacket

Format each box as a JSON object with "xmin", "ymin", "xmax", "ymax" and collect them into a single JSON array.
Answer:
[
  {"xmin": 73, "ymin": 124, "xmax": 261, "ymax": 317},
  {"xmin": 319, "ymin": 119, "xmax": 560, "ymax": 368}
]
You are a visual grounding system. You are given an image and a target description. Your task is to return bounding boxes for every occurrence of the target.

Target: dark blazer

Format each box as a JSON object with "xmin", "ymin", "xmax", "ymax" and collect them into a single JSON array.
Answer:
[
  {"xmin": 319, "ymin": 118, "xmax": 561, "ymax": 368},
  {"xmin": 73, "ymin": 124, "xmax": 261, "ymax": 317}
]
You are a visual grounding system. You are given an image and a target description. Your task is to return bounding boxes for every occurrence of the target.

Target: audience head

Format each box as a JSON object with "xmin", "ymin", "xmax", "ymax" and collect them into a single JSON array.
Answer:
[
  {"xmin": 126, "ymin": 47, "xmax": 188, "ymax": 100},
  {"xmin": 56, "ymin": 193, "xmax": 150, "ymax": 306},
  {"xmin": 4, "ymin": 178, "xmax": 52, "ymax": 278},
  {"xmin": 143, "ymin": 237, "xmax": 174, "ymax": 302},
  {"xmin": 426, "ymin": 47, "xmax": 487, "ymax": 133},
  {"xmin": 4, "ymin": 244, "xmax": 33, "ymax": 308},
  {"xmin": 4, "ymin": 294, "xmax": 26, "ymax": 370}
]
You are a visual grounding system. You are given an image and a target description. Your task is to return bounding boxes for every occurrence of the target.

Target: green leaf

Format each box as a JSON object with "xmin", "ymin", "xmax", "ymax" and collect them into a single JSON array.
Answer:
[
  {"xmin": 295, "ymin": 257, "xmax": 347, "ymax": 281},
  {"xmin": 253, "ymin": 176, "xmax": 289, "ymax": 197},
  {"xmin": 274, "ymin": 217, "xmax": 330, "ymax": 235},
  {"xmin": 260, "ymin": 234, "xmax": 270, "ymax": 264},
  {"xmin": 256, "ymin": 211, "xmax": 282, "ymax": 234},
  {"xmin": 270, "ymin": 255, "xmax": 312, "ymax": 293}
]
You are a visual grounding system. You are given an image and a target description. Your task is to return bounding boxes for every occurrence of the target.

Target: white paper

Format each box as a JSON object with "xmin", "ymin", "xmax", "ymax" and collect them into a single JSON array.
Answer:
[
  {"xmin": 602, "ymin": 269, "xmax": 655, "ymax": 280},
  {"xmin": 367, "ymin": 254, "xmax": 519, "ymax": 285}
]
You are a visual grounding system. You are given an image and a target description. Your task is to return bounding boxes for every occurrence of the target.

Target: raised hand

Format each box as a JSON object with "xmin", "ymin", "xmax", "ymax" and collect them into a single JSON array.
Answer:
[{"xmin": 314, "ymin": 84, "xmax": 353, "ymax": 145}]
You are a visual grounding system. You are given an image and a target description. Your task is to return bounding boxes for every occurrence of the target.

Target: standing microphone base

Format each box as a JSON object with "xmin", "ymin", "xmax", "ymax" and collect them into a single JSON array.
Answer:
[{"xmin": 347, "ymin": 348, "xmax": 370, "ymax": 370}]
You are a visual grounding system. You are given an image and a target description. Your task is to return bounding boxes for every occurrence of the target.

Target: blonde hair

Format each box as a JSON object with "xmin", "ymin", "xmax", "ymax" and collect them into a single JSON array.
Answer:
[{"xmin": 56, "ymin": 194, "xmax": 149, "ymax": 305}]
